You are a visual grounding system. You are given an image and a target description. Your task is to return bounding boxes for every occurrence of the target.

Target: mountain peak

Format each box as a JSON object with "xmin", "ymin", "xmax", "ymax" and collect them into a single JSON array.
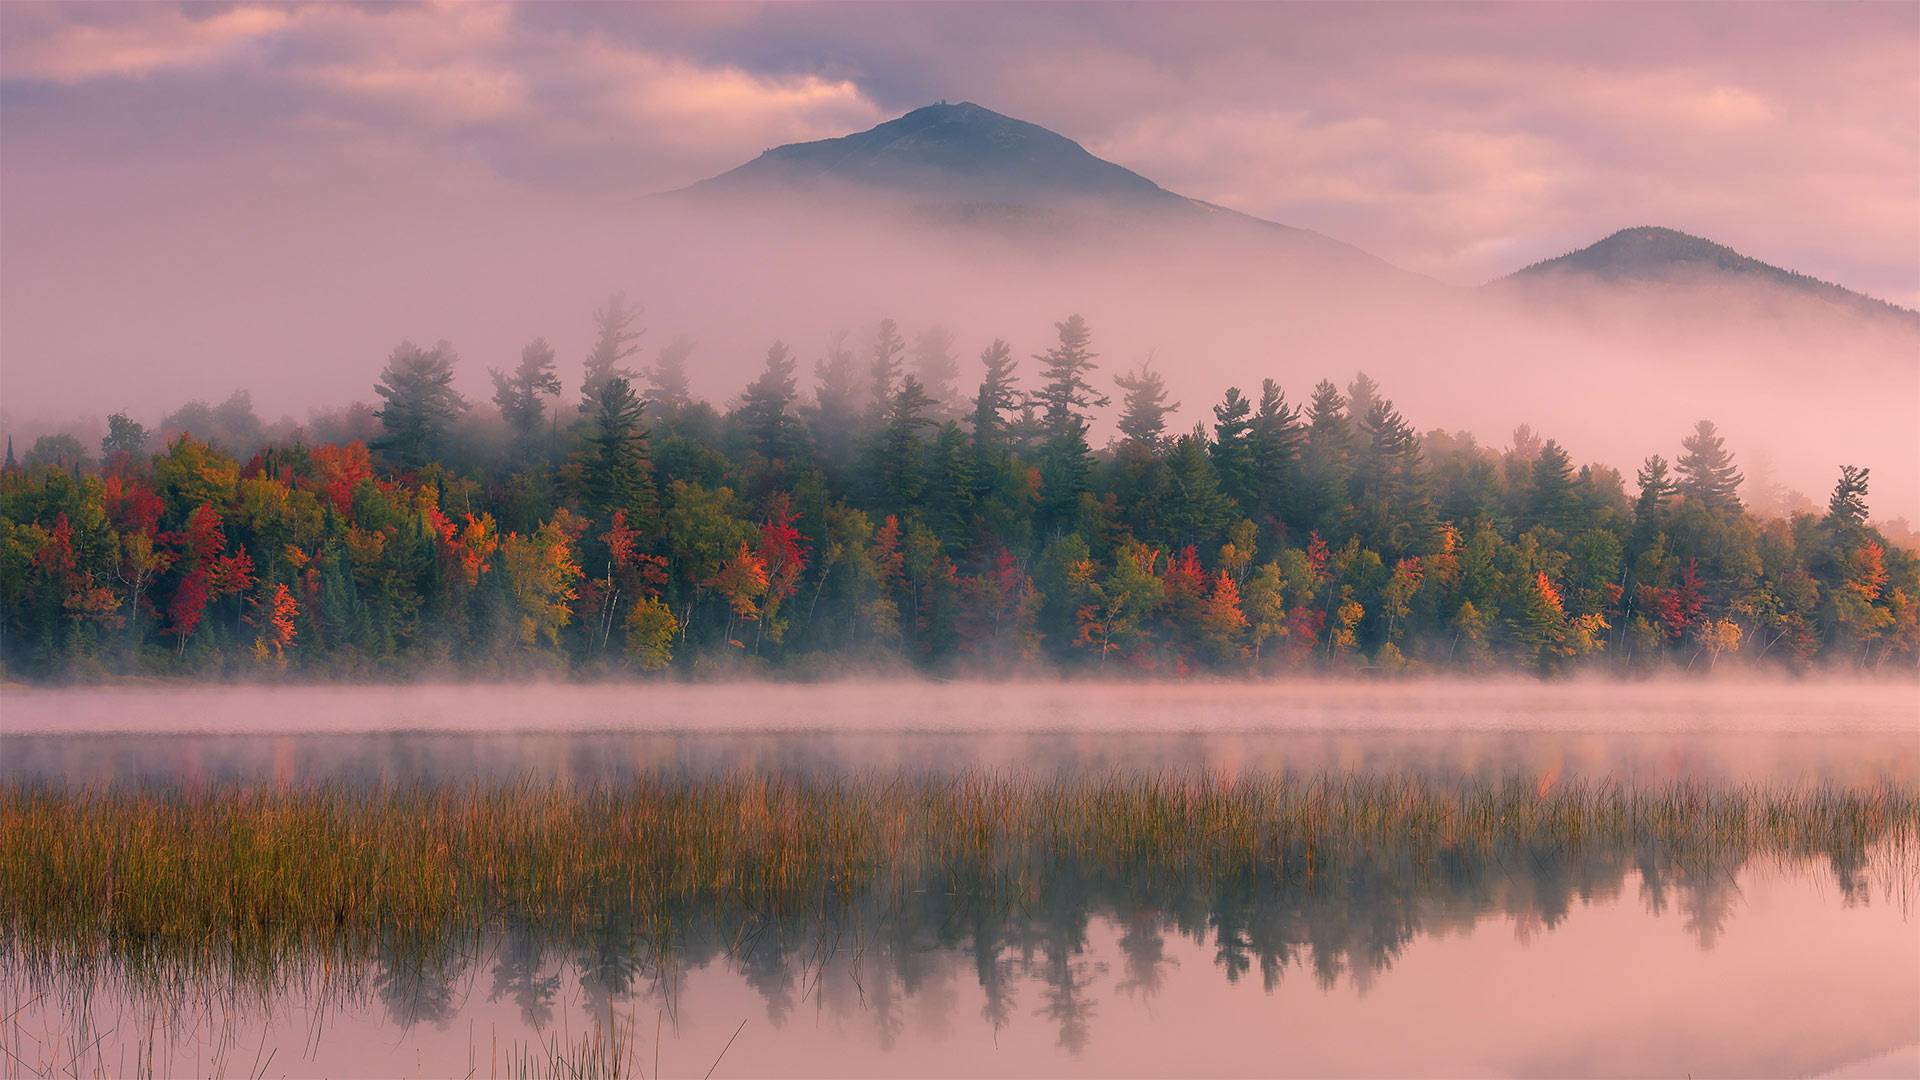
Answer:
[
  {"xmin": 1507, "ymin": 225, "xmax": 1916, "ymax": 323},
  {"xmin": 681, "ymin": 101, "xmax": 1179, "ymax": 208}
]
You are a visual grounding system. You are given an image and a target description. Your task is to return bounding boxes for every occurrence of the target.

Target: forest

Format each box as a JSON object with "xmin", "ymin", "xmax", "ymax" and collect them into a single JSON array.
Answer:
[{"xmin": 2, "ymin": 298, "xmax": 1914, "ymax": 680}]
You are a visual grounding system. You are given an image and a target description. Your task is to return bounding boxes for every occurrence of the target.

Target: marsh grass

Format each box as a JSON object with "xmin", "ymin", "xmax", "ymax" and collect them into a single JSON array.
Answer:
[{"xmin": 1, "ymin": 771, "xmax": 1914, "ymax": 980}]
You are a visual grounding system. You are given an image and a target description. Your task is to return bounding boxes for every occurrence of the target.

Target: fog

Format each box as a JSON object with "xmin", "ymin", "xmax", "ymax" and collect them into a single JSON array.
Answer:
[{"xmin": 4, "ymin": 191, "xmax": 1915, "ymax": 518}]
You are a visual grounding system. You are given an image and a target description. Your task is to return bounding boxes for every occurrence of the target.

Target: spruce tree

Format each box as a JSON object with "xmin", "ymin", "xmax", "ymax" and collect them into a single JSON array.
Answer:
[
  {"xmin": 812, "ymin": 332, "xmax": 863, "ymax": 476},
  {"xmin": 583, "ymin": 376, "xmax": 657, "ymax": 528},
  {"xmin": 1676, "ymin": 420, "xmax": 1743, "ymax": 512},
  {"xmin": 736, "ymin": 341, "xmax": 804, "ymax": 463},
  {"xmin": 1210, "ymin": 386, "xmax": 1256, "ymax": 513},
  {"xmin": 1033, "ymin": 314, "xmax": 1109, "ymax": 533},
  {"xmin": 1528, "ymin": 439, "xmax": 1577, "ymax": 533},
  {"xmin": 925, "ymin": 421, "xmax": 977, "ymax": 547},
  {"xmin": 1249, "ymin": 379, "xmax": 1305, "ymax": 527},
  {"xmin": 647, "ymin": 335, "xmax": 695, "ymax": 413},
  {"xmin": 874, "ymin": 375, "xmax": 938, "ymax": 513},
  {"xmin": 1300, "ymin": 379, "xmax": 1352, "ymax": 538},
  {"xmin": 970, "ymin": 338, "xmax": 1021, "ymax": 455}
]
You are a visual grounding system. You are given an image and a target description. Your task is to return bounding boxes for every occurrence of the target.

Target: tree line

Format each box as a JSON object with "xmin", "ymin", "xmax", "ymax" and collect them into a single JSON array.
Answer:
[{"xmin": 3, "ymin": 297, "xmax": 1914, "ymax": 679}]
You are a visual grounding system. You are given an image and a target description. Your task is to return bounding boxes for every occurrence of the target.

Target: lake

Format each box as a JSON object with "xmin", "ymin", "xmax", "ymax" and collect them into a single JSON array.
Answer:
[{"xmin": 2, "ymin": 680, "xmax": 1916, "ymax": 1078}]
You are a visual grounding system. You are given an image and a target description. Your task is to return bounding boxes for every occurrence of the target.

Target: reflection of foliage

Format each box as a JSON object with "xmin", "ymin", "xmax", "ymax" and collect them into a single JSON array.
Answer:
[{"xmin": 4, "ymin": 772, "xmax": 1912, "ymax": 1054}]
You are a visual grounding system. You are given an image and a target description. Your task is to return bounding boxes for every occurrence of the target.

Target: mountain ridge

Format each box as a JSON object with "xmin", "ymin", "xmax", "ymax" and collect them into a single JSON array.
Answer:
[{"xmin": 670, "ymin": 102, "xmax": 1911, "ymax": 321}]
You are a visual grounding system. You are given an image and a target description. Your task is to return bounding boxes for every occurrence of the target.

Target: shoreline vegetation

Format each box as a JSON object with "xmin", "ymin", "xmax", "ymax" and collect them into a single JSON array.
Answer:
[
  {"xmin": 3, "ymin": 772, "xmax": 1914, "ymax": 982},
  {"xmin": 4, "ymin": 306, "xmax": 1917, "ymax": 683}
]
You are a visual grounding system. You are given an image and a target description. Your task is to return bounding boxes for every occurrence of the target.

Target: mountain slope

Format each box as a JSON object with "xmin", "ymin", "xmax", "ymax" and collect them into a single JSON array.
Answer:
[
  {"xmin": 1502, "ymin": 226, "xmax": 1916, "ymax": 323},
  {"xmin": 668, "ymin": 101, "xmax": 1404, "ymax": 278},
  {"xmin": 685, "ymin": 101, "xmax": 1183, "ymax": 209}
]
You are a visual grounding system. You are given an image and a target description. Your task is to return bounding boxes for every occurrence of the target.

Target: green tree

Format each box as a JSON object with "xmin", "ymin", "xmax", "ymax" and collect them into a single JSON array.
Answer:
[
  {"xmin": 1034, "ymin": 314, "xmax": 1109, "ymax": 534},
  {"xmin": 736, "ymin": 341, "xmax": 805, "ymax": 464},
  {"xmin": 811, "ymin": 331, "xmax": 864, "ymax": 477},
  {"xmin": 1677, "ymin": 420, "xmax": 1743, "ymax": 512},
  {"xmin": 579, "ymin": 293, "xmax": 644, "ymax": 417},
  {"xmin": 868, "ymin": 318, "xmax": 906, "ymax": 421},
  {"xmin": 580, "ymin": 376, "xmax": 658, "ymax": 531},
  {"xmin": 100, "ymin": 413, "xmax": 149, "ymax": 463},
  {"xmin": 1114, "ymin": 359, "xmax": 1178, "ymax": 448},
  {"xmin": 1299, "ymin": 380, "xmax": 1351, "ymax": 538},
  {"xmin": 491, "ymin": 339, "xmax": 562, "ymax": 447},
  {"xmin": 1827, "ymin": 465, "xmax": 1870, "ymax": 529},
  {"xmin": 647, "ymin": 335, "xmax": 695, "ymax": 413},
  {"xmin": 372, "ymin": 340, "xmax": 468, "ymax": 469},
  {"xmin": 1527, "ymin": 440, "xmax": 1576, "ymax": 533},
  {"xmin": 1210, "ymin": 386, "xmax": 1256, "ymax": 512},
  {"xmin": 909, "ymin": 325, "xmax": 962, "ymax": 417}
]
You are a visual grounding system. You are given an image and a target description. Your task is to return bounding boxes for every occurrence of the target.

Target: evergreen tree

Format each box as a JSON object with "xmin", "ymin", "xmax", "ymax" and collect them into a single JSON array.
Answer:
[
  {"xmin": 1143, "ymin": 429, "xmax": 1233, "ymax": 548},
  {"xmin": 1113, "ymin": 359, "xmax": 1177, "ymax": 448},
  {"xmin": 970, "ymin": 338, "xmax": 1021, "ymax": 454},
  {"xmin": 812, "ymin": 331, "xmax": 863, "ymax": 476},
  {"xmin": 1033, "ymin": 314, "xmax": 1109, "ymax": 533},
  {"xmin": 1351, "ymin": 396, "xmax": 1430, "ymax": 556},
  {"xmin": 101, "ymin": 412, "xmax": 150, "ymax": 461},
  {"xmin": 1677, "ymin": 420, "xmax": 1743, "ymax": 512},
  {"xmin": 582, "ymin": 377, "xmax": 657, "ymax": 528},
  {"xmin": 579, "ymin": 293, "xmax": 644, "ymax": 416},
  {"xmin": 1299, "ymin": 380, "xmax": 1352, "ymax": 538},
  {"xmin": 3, "ymin": 436, "xmax": 14, "ymax": 471},
  {"xmin": 1827, "ymin": 465, "xmax": 1870, "ymax": 529},
  {"xmin": 909, "ymin": 325, "xmax": 962, "ymax": 418},
  {"xmin": 874, "ymin": 376, "xmax": 938, "ymax": 514},
  {"xmin": 647, "ymin": 335, "xmax": 695, "ymax": 413},
  {"xmin": 490, "ymin": 339, "xmax": 562, "ymax": 446},
  {"xmin": 1527, "ymin": 439, "xmax": 1577, "ymax": 532},
  {"xmin": 372, "ymin": 340, "xmax": 468, "ymax": 469},
  {"xmin": 868, "ymin": 319, "xmax": 906, "ymax": 421},
  {"xmin": 736, "ymin": 341, "xmax": 804, "ymax": 463},
  {"xmin": 1210, "ymin": 386, "xmax": 1256, "ymax": 512},
  {"xmin": 925, "ymin": 422, "xmax": 976, "ymax": 547},
  {"xmin": 1249, "ymin": 379, "xmax": 1305, "ymax": 527}
]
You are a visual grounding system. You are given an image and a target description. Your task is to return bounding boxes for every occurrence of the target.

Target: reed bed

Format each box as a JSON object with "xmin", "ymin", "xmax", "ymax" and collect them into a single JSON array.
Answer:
[{"xmin": 2, "ymin": 772, "xmax": 1914, "ymax": 972}]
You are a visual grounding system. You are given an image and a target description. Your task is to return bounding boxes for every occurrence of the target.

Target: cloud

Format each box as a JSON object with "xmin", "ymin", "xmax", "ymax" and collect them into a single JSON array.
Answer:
[
  {"xmin": 0, "ymin": 4, "xmax": 290, "ymax": 82},
  {"xmin": 0, "ymin": 1, "xmax": 1913, "ymax": 301}
]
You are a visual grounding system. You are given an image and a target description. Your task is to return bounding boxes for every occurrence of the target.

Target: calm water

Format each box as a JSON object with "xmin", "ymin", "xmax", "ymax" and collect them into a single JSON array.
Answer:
[{"xmin": 3, "ymin": 681, "xmax": 1917, "ymax": 1078}]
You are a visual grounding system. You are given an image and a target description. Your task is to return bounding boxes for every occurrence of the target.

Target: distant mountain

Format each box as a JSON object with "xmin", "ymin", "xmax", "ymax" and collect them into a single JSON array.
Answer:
[
  {"xmin": 670, "ymin": 101, "xmax": 1401, "ymax": 277},
  {"xmin": 685, "ymin": 101, "xmax": 1183, "ymax": 210},
  {"xmin": 1501, "ymin": 226, "xmax": 1916, "ymax": 323}
]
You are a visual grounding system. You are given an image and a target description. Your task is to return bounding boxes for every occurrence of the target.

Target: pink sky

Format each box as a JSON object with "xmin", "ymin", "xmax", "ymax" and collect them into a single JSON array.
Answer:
[{"xmin": 2, "ymin": 2, "xmax": 1915, "ymax": 299}]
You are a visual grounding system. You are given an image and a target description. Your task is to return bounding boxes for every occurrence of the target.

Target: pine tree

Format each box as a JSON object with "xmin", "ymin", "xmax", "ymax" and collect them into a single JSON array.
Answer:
[
  {"xmin": 970, "ymin": 338, "xmax": 1021, "ymax": 454},
  {"xmin": 909, "ymin": 325, "xmax": 962, "ymax": 417},
  {"xmin": 1146, "ymin": 429, "xmax": 1233, "ymax": 548},
  {"xmin": 647, "ymin": 335, "xmax": 695, "ymax": 413},
  {"xmin": 868, "ymin": 319, "xmax": 905, "ymax": 421},
  {"xmin": 1676, "ymin": 420, "xmax": 1743, "ymax": 512},
  {"xmin": 925, "ymin": 421, "xmax": 976, "ymax": 547},
  {"xmin": 579, "ymin": 293, "xmax": 644, "ymax": 416},
  {"xmin": 583, "ymin": 376, "xmax": 657, "ymax": 528},
  {"xmin": 491, "ymin": 339, "xmax": 562, "ymax": 446},
  {"xmin": 736, "ymin": 341, "xmax": 804, "ymax": 463},
  {"xmin": 812, "ymin": 331, "xmax": 863, "ymax": 476},
  {"xmin": 1113, "ymin": 359, "xmax": 1177, "ymax": 448},
  {"xmin": 1827, "ymin": 465, "xmax": 1870, "ymax": 529},
  {"xmin": 1299, "ymin": 380, "xmax": 1351, "ymax": 538},
  {"xmin": 1249, "ymin": 379, "xmax": 1304, "ymax": 527},
  {"xmin": 1527, "ymin": 439, "xmax": 1576, "ymax": 532},
  {"xmin": 1351, "ymin": 396, "xmax": 1430, "ymax": 556},
  {"xmin": 1034, "ymin": 314, "xmax": 1109, "ymax": 533},
  {"xmin": 1210, "ymin": 386, "xmax": 1256, "ymax": 512},
  {"xmin": 874, "ymin": 376, "xmax": 938, "ymax": 513},
  {"xmin": 372, "ymin": 340, "xmax": 468, "ymax": 469}
]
